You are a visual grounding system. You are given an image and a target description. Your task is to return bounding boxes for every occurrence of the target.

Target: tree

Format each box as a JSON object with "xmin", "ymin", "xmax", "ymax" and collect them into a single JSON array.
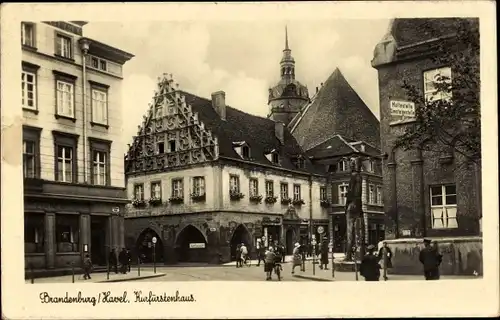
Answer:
[{"xmin": 394, "ymin": 19, "xmax": 480, "ymax": 165}]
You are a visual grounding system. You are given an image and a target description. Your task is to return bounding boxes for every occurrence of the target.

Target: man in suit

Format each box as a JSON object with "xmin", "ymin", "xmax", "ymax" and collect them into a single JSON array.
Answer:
[{"xmin": 419, "ymin": 239, "xmax": 443, "ymax": 280}]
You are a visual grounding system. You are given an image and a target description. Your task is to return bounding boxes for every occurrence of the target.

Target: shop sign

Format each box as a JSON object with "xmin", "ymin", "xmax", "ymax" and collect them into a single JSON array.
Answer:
[{"xmin": 189, "ymin": 243, "xmax": 206, "ymax": 249}]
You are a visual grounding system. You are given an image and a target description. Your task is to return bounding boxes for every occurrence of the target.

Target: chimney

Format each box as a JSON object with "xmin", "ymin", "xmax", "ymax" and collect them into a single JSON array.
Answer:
[
  {"xmin": 275, "ymin": 121, "xmax": 285, "ymax": 145},
  {"xmin": 211, "ymin": 91, "xmax": 226, "ymax": 120}
]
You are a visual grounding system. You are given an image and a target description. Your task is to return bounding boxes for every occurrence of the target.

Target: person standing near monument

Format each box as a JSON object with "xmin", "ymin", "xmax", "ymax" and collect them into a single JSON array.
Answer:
[
  {"xmin": 419, "ymin": 239, "xmax": 443, "ymax": 280},
  {"xmin": 360, "ymin": 244, "xmax": 381, "ymax": 281}
]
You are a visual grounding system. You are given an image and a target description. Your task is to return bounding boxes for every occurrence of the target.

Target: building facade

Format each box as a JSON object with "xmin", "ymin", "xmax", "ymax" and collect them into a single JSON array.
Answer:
[
  {"xmin": 371, "ymin": 18, "xmax": 482, "ymax": 275},
  {"xmin": 267, "ymin": 27, "xmax": 310, "ymax": 126},
  {"xmin": 124, "ymin": 74, "xmax": 328, "ymax": 264},
  {"xmin": 22, "ymin": 21, "xmax": 134, "ymax": 271}
]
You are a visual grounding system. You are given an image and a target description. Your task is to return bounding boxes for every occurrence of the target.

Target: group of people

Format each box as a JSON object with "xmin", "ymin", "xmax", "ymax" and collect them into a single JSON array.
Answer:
[
  {"xmin": 234, "ymin": 243, "xmax": 249, "ymax": 268},
  {"xmin": 81, "ymin": 248, "xmax": 132, "ymax": 281},
  {"xmin": 360, "ymin": 239, "xmax": 443, "ymax": 281}
]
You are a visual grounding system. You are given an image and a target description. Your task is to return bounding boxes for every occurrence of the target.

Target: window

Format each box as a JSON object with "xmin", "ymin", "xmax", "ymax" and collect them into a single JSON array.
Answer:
[
  {"xmin": 320, "ymin": 186, "xmax": 327, "ymax": 201},
  {"xmin": 376, "ymin": 186, "xmax": 383, "ymax": 205},
  {"xmin": 134, "ymin": 184, "xmax": 144, "ymax": 200},
  {"xmin": 192, "ymin": 176, "xmax": 205, "ymax": 196},
  {"xmin": 229, "ymin": 175, "xmax": 240, "ymax": 193},
  {"xmin": 22, "ymin": 71, "xmax": 37, "ymax": 110},
  {"xmin": 23, "ymin": 140, "xmax": 36, "ymax": 178},
  {"xmin": 24, "ymin": 214, "xmax": 44, "ymax": 253},
  {"xmin": 265, "ymin": 180, "xmax": 274, "ymax": 197},
  {"xmin": 368, "ymin": 184, "xmax": 375, "ymax": 204},
  {"xmin": 249, "ymin": 178, "xmax": 259, "ymax": 197},
  {"xmin": 171, "ymin": 179, "xmax": 184, "ymax": 198},
  {"xmin": 338, "ymin": 159, "xmax": 348, "ymax": 172},
  {"xmin": 91, "ymin": 88, "xmax": 108, "ymax": 125},
  {"xmin": 56, "ymin": 80, "xmax": 75, "ymax": 118},
  {"xmin": 169, "ymin": 140, "xmax": 176, "ymax": 152},
  {"xmin": 280, "ymin": 183, "xmax": 289, "ymax": 199},
  {"xmin": 272, "ymin": 153, "xmax": 279, "ymax": 164},
  {"xmin": 21, "ymin": 22, "xmax": 35, "ymax": 47},
  {"xmin": 151, "ymin": 181, "xmax": 162, "ymax": 199},
  {"xmin": 339, "ymin": 183, "xmax": 349, "ymax": 205},
  {"xmin": 157, "ymin": 142, "xmax": 165, "ymax": 154},
  {"xmin": 56, "ymin": 215, "xmax": 79, "ymax": 252},
  {"xmin": 100, "ymin": 60, "xmax": 107, "ymax": 71},
  {"xmin": 56, "ymin": 146, "xmax": 73, "ymax": 182},
  {"xmin": 430, "ymin": 184, "xmax": 458, "ymax": 229},
  {"xmin": 89, "ymin": 137, "xmax": 111, "ymax": 186},
  {"xmin": 55, "ymin": 33, "xmax": 73, "ymax": 59},
  {"xmin": 88, "ymin": 55, "xmax": 109, "ymax": 72},
  {"xmin": 423, "ymin": 67, "xmax": 452, "ymax": 102},
  {"xmin": 360, "ymin": 144, "xmax": 365, "ymax": 152},
  {"xmin": 365, "ymin": 160, "xmax": 374, "ymax": 173},
  {"xmin": 293, "ymin": 184, "xmax": 301, "ymax": 201},
  {"xmin": 92, "ymin": 57, "xmax": 99, "ymax": 68},
  {"xmin": 242, "ymin": 146, "xmax": 250, "ymax": 158}
]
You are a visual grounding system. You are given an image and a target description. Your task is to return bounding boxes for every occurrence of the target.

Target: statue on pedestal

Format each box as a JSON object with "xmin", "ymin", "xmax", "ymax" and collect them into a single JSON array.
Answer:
[{"xmin": 344, "ymin": 156, "xmax": 365, "ymax": 261}]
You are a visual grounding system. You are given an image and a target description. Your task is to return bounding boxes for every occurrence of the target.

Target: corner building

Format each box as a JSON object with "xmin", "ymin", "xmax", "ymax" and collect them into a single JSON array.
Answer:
[
  {"xmin": 21, "ymin": 21, "xmax": 134, "ymax": 272},
  {"xmin": 124, "ymin": 74, "xmax": 328, "ymax": 264},
  {"xmin": 371, "ymin": 18, "xmax": 482, "ymax": 275}
]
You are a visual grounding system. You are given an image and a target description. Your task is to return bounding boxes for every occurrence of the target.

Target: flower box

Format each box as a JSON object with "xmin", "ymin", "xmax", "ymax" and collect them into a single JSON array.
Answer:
[
  {"xmin": 132, "ymin": 199, "xmax": 146, "ymax": 208},
  {"xmin": 265, "ymin": 196, "xmax": 278, "ymax": 204},
  {"xmin": 169, "ymin": 196, "xmax": 184, "ymax": 204},
  {"xmin": 281, "ymin": 198, "xmax": 292, "ymax": 205},
  {"xmin": 148, "ymin": 197, "xmax": 163, "ymax": 206},
  {"xmin": 230, "ymin": 191, "xmax": 245, "ymax": 201},
  {"xmin": 191, "ymin": 193, "xmax": 206, "ymax": 202},
  {"xmin": 320, "ymin": 200, "xmax": 330, "ymax": 208},
  {"xmin": 292, "ymin": 199, "xmax": 305, "ymax": 206},
  {"xmin": 249, "ymin": 195, "xmax": 263, "ymax": 203}
]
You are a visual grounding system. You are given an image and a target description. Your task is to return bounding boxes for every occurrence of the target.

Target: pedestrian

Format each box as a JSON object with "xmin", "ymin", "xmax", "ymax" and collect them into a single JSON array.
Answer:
[
  {"xmin": 109, "ymin": 248, "xmax": 118, "ymax": 274},
  {"xmin": 377, "ymin": 242, "xmax": 393, "ymax": 280},
  {"xmin": 360, "ymin": 244, "xmax": 381, "ymax": 281},
  {"xmin": 256, "ymin": 240, "xmax": 263, "ymax": 267},
  {"xmin": 119, "ymin": 248, "xmax": 128, "ymax": 274},
  {"xmin": 319, "ymin": 241, "xmax": 329, "ymax": 270},
  {"xmin": 291, "ymin": 242, "xmax": 302, "ymax": 275},
  {"xmin": 264, "ymin": 246, "xmax": 276, "ymax": 280},
  {"xmin": 240, "ymin": 242, "xmax": 248, "ymax": 265},
  {"xmin": 235, "ymin": 243, "xmax": 242, "ymax": 268},
  {"xmin": 82, "ymin": 254, "xmax": 93, "ymax": 280},
  {"xmin": 419, "ymin": 239, "xmax": 443, "ymax": 280},
  {"xmin": 280, "ymin": 243, "xmax": 286, "ymax": 263},
  {"xmin": 126, "ymin": 248, "xmax": 132, "ymax": 272}
]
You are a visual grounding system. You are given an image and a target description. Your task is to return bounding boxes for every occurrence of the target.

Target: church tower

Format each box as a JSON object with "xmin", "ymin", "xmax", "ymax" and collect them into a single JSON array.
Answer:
[{"xmin": 268, "ymin": 26, "xmax": 310, "ymax": 126}]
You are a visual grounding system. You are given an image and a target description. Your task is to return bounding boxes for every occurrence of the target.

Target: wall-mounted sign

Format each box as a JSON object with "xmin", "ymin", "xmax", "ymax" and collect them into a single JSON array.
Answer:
[
  {"xmin": 209, "ymin": 227, "xmax": 217, "ymax": 232},
  {"xmin": 317, "ymin": 226, "xmax": 325, "ymax": 234},
  {"xmin": 189, "ymin": 243, "xmax": 206, "ymax": 249},
  {"xmin": 401, "ymin": 229, "xmax": 412, "ymax": 236},
  {"xmin": 152, "ymin": 236, "xmax": 157, "ymax": 244},
  {"xmin": 112, "ymin": 207, "xmax": 120, "ymax": 213},
  {"xmin": 390, "ymin": 100, "xmax": 415, "ymax": 118}
]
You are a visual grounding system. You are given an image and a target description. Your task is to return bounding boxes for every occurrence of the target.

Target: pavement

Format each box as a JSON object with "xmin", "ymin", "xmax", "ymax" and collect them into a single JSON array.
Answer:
[
  {"xmin": 26, "ymin": 270, "xmax": 166, "ymax": 284},
  {"xmin": 221, "ymin": 254, "xmax": 345, "ymax": 267}
]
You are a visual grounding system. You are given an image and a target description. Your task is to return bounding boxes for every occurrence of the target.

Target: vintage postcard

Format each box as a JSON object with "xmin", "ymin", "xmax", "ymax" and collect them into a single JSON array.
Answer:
[{"xmin": 1, "ymin": 1, "xmax": 498, "ymax": 319}]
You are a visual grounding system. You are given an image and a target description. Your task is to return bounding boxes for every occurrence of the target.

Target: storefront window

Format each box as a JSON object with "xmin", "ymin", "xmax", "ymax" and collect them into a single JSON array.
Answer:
[
  {"xmin": 56, "ymin": 214, "xmax": 80, "ymax": 252},
  {"xmin": 24, "ymin": 213, "xmax": 45, "ymax": 253}
]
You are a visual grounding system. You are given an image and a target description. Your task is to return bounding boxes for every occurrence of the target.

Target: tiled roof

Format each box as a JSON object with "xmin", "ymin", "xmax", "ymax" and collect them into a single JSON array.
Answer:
[
  {"xmin": 391, "ymin": 18, "xmax": 478, "ymax": 47},
  {"xmin": 306, "ymin": 135, "xmax": 357, "ymax": 159},
  {"xmin": 290, "ymin": 68, "xmax": 380, "ymax": 151},
  {"xmin": 180, "ymin": 91, "xmax": 325, "ymax": 175}
]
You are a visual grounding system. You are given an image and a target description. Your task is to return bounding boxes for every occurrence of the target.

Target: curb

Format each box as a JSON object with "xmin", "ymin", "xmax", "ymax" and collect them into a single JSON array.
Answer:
[
  {"xmin": 97, "ymin": 273, "xmax": 166, "ymax": 283},
  {"xmin": 293, "ymin": 274, "xmax": 333, "ymax": 282}
]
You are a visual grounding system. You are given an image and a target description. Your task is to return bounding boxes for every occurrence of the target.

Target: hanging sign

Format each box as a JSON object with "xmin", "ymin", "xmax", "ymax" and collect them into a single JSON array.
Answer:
[{"xmin": 189, "ymin": 243, "xmax": 206, "ymax": 249}]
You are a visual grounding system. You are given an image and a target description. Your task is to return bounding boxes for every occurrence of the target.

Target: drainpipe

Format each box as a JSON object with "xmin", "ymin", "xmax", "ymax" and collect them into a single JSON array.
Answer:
[
  {"xmin": 80, "ymin": 39, "xmax": 90, "ymax": 184},
  {"xmin": 308, "ymin": 175, "xmax": 313, "ymax": 243}
]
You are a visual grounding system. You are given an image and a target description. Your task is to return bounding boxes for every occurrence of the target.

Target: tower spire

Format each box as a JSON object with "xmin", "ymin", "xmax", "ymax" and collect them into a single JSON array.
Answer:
[{"xmin": 285, "ymin": 25, "xmax": 289, "ymax": 50}]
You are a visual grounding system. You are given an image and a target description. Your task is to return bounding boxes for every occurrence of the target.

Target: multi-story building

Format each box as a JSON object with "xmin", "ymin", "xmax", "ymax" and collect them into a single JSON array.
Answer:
[
  {"xmin": 371, "ymin": 18, "xmax": 482, "ymax": 275},
  {"xmin": 123, "ymin": 74, "xmax": 328, "ymax": 264},
  {"xmin": 289, "ymin": 68, "xmax": 384, "ymax": 252},
  {"xmin": 21, "ymin": 21, "xmax": 134, "ymax": 272}
]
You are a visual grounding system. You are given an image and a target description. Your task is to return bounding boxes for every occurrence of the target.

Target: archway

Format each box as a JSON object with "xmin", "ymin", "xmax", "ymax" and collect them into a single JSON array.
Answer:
[
  {"xmin": 136, "ymin": 228, "xmax": 164, "ymax": 263},
  {"xmin": 230, "ymin": 224, "xmax": 253, "ymax": 261},
  {"xmin": 285, "ymin": 228, "xmax": 295, "ymax": 255},
  {"xmin": 175, "ymin": 225, "xmax": 208, "ymax": 263}
]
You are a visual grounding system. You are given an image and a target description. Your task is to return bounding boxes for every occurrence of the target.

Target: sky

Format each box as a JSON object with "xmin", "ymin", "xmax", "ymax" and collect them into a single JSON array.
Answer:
[{"xmin": 84, "ymin": 20, "xmax": 390, "ymax": 147}]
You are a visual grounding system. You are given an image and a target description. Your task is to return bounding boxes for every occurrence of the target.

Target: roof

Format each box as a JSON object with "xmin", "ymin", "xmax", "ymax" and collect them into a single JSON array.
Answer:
[
  {"xmin": 268, "ymin": 79, "xmax": 309, "ymax": 102},
  {"xmin": 79, "ymin": 37, "xmax": 134, "ymax": 64},
  {"xmin": 180, "ymin": 91, "xmax": 324, "ymax": 175},
  {"xmin": 306, "ymin": 134, "xmax": 381, "ymax": 159},
  {"xmin": 391, "ymin": 18, "xmax": 477, "ymax": 47},
  {"xmin": 290, "ymin": 68, "xmax": 380, "ymax": 151}
]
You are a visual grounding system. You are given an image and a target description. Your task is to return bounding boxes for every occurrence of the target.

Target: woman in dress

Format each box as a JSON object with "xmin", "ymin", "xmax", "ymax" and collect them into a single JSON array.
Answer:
[{"xmin": 291, "ymin": 242, "xmax": 302, "ymax": 274}]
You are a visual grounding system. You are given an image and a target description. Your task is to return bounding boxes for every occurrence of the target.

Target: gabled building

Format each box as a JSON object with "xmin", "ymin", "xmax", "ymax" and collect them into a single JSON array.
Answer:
[
  {"xmin": 124, "ymin": 74, "xmax": 328, "ymax": 264},
  {"xmin": 21, "ymin": 21, "xmax": 134, "ymax": 272},
  {"xmin": 289, "ymin": 67, "xmax": 384, "ymax": 252},
  {"xmin": 371, "ymin": 18, "xmax": 482, "ymax": 275}
]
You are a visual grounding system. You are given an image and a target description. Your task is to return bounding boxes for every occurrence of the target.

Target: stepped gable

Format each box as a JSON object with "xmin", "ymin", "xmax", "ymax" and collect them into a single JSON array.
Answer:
[
  {"xmin": 178, "ymin": 91, "xmax": 324, "ymax": 175},
  {"xmin": 290, "ymin": 68, "xmax": 380, "ymax": 151}
]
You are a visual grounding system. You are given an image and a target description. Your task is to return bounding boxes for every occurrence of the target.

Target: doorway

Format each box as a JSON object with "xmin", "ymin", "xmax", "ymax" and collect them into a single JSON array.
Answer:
[
  {"xmin": 285, "ymin": 228, "xmax": 295, "ymax": 255},
  {"xmin": 263, "ymin": 225, "xmax": 281, "ymax": 246},
  {"xmin": 136, "ymin": 228, "xmax": 164, "ymax": 263},
  {"xmin": 90, "ymin": 216, "xmax": 108, "ymax": 266},
  {"xmin": 230, "ymin": 224, "xmax": 252, "ymax": 261},
  {"xmin": 175, "ymin": 225, "xmax": 207, "ymax": 263},
  {"xmin": 332, "ymin": 215, "xmax": 347, "ymax": 253}
]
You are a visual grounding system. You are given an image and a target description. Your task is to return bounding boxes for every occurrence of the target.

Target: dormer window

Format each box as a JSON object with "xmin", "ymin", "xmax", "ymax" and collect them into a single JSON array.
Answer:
[
  {"xmin": 265, "ymin": 149, "xmax": 280, "ymax": 165},
  {"xmin": 338, "ymin": 159, "xmax": 348, "ymax": 172},
  {"xmin": 292, "ymin": 156, "xmax": 305, "ymax": 169},
  {"xmin": 272, "ymin": 153, "xmax": 279, "ymax": 164},
  {"xmin": 233, "ymin": 141, "xmax": 250, "ymax": 159}
]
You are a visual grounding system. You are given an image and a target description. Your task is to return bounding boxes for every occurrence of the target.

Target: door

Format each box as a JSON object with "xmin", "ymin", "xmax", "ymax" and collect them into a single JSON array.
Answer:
[
  {"xmin": 285, "ymin": 228, "xmax": 294, "ymax": 255},
  {"xmin": 90, "ymin": 216, "xmax": 108, "ymax": 266}
]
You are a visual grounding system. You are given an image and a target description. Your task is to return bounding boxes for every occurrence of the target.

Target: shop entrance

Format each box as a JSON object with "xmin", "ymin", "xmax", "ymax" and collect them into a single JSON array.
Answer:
[
  {"xmin": 175, "ymin": 225, "xmax": 207, "ymax": 263},
  {"xmin": 90, "ymin": 216, "xmax": 108, "ymax": 266},
  {"xmin": 230, "ymin": 224, "xmax": 253, "ymax": 261},
  {"xmin": 136, "ymin": 228, "xmax": 164, "ymax": 263}
]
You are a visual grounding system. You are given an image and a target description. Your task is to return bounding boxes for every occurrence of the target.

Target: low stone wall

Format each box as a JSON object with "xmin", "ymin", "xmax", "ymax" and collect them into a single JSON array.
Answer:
[{"xmin": 378, "ymin": 237, "xmax": 482, "ymax": 276}]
